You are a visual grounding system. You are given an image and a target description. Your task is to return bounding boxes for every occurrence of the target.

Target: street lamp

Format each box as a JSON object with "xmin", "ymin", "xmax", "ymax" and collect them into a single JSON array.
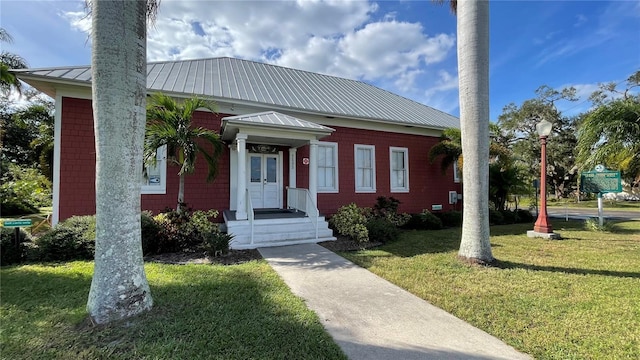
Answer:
[{"xmin": 528, "ymin": 118, "xmax": 560, "ymax": 239}]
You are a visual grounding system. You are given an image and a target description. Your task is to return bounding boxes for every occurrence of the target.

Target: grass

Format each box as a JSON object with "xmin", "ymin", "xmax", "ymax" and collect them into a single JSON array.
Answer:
[
  {"xmin": 340, "ymin": 220, "xmax": 640, "ymax": 360},
  {"xmin": 1, "ymin": 260, "xmax": 346, "ymax": 360}
]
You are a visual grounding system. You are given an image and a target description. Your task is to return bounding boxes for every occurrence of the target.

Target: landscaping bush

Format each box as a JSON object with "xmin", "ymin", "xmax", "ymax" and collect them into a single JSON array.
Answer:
[
  {"xmin": 202, "ymin": 228, "xmax": 234, "ymax": 256},
  {"xmin": 436, "ymin": 210, "xmax": 462, "ymax": 228},
  {"xmin": 366, "ymin": 218, "xmax": 400, "ymax": 243},
  {"xmin": 329, "ymin": 203, "xmax": 370, "ymax": 243},
  {"xmin": 33, "ymin": 215, "xmax": 96, "ymax": 261},
  {"xmin": 0, "ymin": 164, "xmax": 52, "ymax": 216},
  {"xmin": 489, "ymin": 209, "xmax": 505, "ymax": 225},
  {"xmin": 584, "ymin": 217, "xmax": 614, "ymax": 232},
  {"xmin": 371, "ymin": 196, "xmax": 410, "ymax": 227},
  {"xmin": 500, "ymin": 210, "xmax": 517, "ymax": 224},
  {"xmin": 141, "ymin": 211, "xmax": 162, "ymax": 255},
  {"xmin": 515, "ymin": 209, "xmax": 534, "ymax": 223},
  {"xmin": 153, "ymin": 208, "xmax": 221, "ymax": 253},
  {"xmin": 0, "ymin": 227, "xmax": 31, "ymax": 266},
  {"xmin": 403, "ymin": 210, "xmax": 443, "ymax": 230}
]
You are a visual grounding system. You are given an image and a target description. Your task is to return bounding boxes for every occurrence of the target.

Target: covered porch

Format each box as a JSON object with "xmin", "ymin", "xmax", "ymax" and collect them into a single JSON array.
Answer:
[{"xmin": 220, "ymin": 111, "xmax": 337, "ymax": 248}]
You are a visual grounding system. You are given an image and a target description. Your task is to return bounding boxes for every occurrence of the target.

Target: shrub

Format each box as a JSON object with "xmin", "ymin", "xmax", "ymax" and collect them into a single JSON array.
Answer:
[
  {"xmin": 403, "ymin": 210, "xmax": 443, "ymax": 230},
  {"xmin": 0, "ymin": 164, "xmax": 52, "ymax": 216},
  {"xmin": 515, "ymin": 209, "xmax": 534, "ymax": 223},
  {"xmin": 153, "ymin": 208, "xmax": 220, "ymax": 253},
  {"xmin": 141, "ymin": 211, "xmax": 162, "ymax": 255},
  {"xmin": 371, "ymin": 196, "xmax": 410, "ymax": 227},
  {"xmin": 437, "ymin": 211, "xmax": 463, "ymax": 228},
  {"xmin": 366, "ymin": 218, "xmax": 400, "ymax": 243},
  {"xmin": 500, "ymin": 210, "xmax": 517, "ymax": 224},
  {"xmin": 202, "ymin": 228, "xmax": 234, "ymax": 256},
  {"xmin": 1, "ymin": 227, "xmax": 32, "ymax": 266},
  {"xmin": 584, "ymin": 217, "xmax": 614, "ymax": 232},
  {"xmin": 489, "ymin": 209, "xmax": 505, "ymax": 225},
  {"xmin": 33, "ymin": 215, "xmax": 96, "ymax": 261},
  {"xmin": 329, "ymin": 203, "xmax": 370, "ymax": 243}
]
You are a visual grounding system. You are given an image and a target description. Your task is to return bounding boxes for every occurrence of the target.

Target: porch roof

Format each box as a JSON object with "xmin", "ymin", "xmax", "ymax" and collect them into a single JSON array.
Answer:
[{"xmin": 221, "ymin": 111, "xmax": 334, "ymax": 147}]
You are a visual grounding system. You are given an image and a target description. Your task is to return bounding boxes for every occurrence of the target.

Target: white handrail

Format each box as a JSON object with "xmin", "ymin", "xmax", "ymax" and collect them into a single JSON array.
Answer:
[
  {"xmin": 246, "ymin": 189, "xmax": 254, "ymax": 244},
  {"xmin": 287, "ymin": 187, "xmax": 319, "ymax": 240}
]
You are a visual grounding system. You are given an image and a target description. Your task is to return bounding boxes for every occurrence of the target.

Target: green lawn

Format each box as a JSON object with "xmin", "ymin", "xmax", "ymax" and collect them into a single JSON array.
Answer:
[
  {"xmin": 340, "ymin": 220, "xmax": 640, "ymax": 360},
  {"xmin": 1, "ymin": 261, "xmax": 346, "ymax": 360}
]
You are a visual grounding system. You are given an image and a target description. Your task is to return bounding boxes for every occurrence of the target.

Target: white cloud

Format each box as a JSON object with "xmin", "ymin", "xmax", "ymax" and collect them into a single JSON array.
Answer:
[
  {"xmin": 60, "ymin": 10, "xmax": 91, "ymax": 33},
  {"xmin": 60, "ymin": 0, "xmax": 455, "ymax": 97}
]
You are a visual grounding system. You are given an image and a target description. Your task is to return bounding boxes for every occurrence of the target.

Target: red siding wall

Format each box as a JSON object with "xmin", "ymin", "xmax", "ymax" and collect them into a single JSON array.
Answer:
[
  {"xmin": 297, "ymin": 126, "xmax": 462, "ymax": 215},
  {"xmin": 59, "ymin": 97, "xmax": 231, "ymax": 221},
  {"xmin": 58, "ymin": 97, "xmax": 461, "ymax": 222}
]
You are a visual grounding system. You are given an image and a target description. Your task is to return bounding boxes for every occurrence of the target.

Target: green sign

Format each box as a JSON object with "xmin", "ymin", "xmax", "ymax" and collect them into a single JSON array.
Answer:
[
  {"xmin": 1, "ymin": 219, "xmax": 33, "ymax": 228},
  {"xmin": 580, "ymin": 170, "xmax": 622, "ymax": 193}
]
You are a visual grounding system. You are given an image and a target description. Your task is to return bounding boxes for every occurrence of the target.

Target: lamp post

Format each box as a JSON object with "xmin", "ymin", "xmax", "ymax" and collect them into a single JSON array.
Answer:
[{"xmin": 528, "ymin": 119, "xmax": 560, "ymax": 239}]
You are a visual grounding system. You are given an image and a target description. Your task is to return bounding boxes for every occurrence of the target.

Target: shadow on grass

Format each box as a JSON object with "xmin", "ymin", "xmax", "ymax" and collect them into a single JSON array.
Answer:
[
  {"xmin": 1, "ymin": 263, "xmax": 347, "ymax": 360},
  {"xmin": 495, "ymin": 260, "xmax": 640, "ymax": 279}
]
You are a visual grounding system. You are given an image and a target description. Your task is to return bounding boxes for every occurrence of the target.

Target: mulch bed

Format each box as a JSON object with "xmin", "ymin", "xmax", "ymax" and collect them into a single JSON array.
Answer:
[{"xmin": 144, "ymin": 236, "xmax": 380, "ymax": 265}]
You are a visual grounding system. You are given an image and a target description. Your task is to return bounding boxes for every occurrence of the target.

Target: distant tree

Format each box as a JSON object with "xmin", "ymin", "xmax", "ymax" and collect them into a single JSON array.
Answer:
[
  {"xmin": 577, "ymin": 71, "xmax": 640, "ymax": 188},
  {"xmin": 145, "ymin": 93, "xmax": 224, "ymax": 212},
  {"xmin": 497, "ymin": 85, "xmax": 579, "ymax": 198},
  {"xmin": 0, "ymin": 28, "xmax": 28, "ymax": 94}
]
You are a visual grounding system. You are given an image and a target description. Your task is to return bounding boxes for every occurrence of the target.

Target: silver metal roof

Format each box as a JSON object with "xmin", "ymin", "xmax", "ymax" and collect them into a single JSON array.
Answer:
[
  {"xmin": 222, "ymin": 111, "xmax": 335, "ymax": 132},
  {"xmin": 14, "ymin": 57, "xmax": 459, "ymax": 130}
]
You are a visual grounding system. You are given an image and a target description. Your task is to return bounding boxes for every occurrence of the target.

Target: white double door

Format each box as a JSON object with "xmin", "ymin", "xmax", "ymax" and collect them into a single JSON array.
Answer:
[{"xmin": 248, "ymin": 153, "xmax": 280, "ymax": 209}]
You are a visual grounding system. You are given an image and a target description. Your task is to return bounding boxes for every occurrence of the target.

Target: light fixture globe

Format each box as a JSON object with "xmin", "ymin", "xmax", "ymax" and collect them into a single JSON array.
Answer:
[{"xmin": 536, "ymin": 119, "xmax": 553, "ymax": 137}]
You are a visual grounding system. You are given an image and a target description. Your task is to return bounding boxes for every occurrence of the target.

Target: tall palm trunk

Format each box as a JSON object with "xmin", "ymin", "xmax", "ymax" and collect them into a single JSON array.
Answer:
[
  {"xmin": 87, "ymin": 0, "xmax": 153, "ymax": 323},
  {"xmin": 456, "ymin": 0, "xmax": 494, "ymax": 263}
]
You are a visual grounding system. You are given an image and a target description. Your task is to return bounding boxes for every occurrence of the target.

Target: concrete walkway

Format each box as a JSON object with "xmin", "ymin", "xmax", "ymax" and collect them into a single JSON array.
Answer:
[{"xmin": 258, "ymin": 243, "xmax": 531, "ymax": 360}]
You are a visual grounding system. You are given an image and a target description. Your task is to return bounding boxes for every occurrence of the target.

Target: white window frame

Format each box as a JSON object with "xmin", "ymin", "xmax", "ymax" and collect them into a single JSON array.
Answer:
[
  {"xmin": 354, "ymin": 144, "xmax": 376, "ymax": 193},
  {"xmin": 453, "ymin": 160, "xmax": 461, "ymax": 183},
  {"xmin": 317, "ymin": 141, "xmax": 339, "ymax": 193},
  {"xmin": 389, "ymin": 147, "xmax": 409, "ymax": 193},
  {"xmin": 142, "ymin": 145, "xmax": 167, "ymax": 194}
]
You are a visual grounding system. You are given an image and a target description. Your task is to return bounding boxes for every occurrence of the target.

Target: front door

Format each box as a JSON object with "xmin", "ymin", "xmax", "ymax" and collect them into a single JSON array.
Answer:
[{"xmin": 248, "ymin": 154, "xmax": 280, "ymax": 208}]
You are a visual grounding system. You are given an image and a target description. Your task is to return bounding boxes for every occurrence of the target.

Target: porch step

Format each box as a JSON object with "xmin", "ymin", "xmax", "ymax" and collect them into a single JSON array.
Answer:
[{"xmin": 224, "ymin": 215, "xmax": 336, "ymax": 249}]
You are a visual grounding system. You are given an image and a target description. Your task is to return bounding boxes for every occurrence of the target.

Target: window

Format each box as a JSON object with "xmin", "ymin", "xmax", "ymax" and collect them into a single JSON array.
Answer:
[
  {"xmin": 318, "ymin": 142, "xmax": 338, "ymax": 192},
  {"xmin": 390, "ymin": 147, "xmax": 409, "ymax": 192},
  {"xmin": 354, "ymin": 144, "xmax": 376, "ymax": 192},
  {"xmin": 453, "ymin": 160, "xmax": 461, "ymax": 183},
  {"xmin": 142, "ymin": 145, "xmax": 167, "ymax": 194}
]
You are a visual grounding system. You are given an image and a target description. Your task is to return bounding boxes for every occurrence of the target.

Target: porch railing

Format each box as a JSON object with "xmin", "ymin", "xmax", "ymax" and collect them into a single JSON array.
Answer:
[
  {"xmin": 287, "ymin": 187, "xmax": 319, "ymax": 240},
  {"xmin": 246, "ymin": 189, "xmax": 254, "ymax": 245}
]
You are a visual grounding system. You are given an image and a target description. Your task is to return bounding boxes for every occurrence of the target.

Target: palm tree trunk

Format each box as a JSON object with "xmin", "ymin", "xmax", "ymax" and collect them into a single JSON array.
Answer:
[
  {"xmin": 178, "ymin": 173, "xmax": 185, "ymax": 212},
  {"xmin": 456, "ymin": 0, "xmax": 494, "ymax": 264},
  {"xmin": 87, "ymin": 0, "xmax": 153, "ymax": 324}
]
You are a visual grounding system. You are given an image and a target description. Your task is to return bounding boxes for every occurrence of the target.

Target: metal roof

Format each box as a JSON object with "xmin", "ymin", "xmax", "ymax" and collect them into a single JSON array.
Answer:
[
  {"xmin": 13, "ymin": 57, "xmax": 459, "ymax": 130},
  {"xmin": 222, "ymin": 111, "xmax": 335, "ymax": 132}
]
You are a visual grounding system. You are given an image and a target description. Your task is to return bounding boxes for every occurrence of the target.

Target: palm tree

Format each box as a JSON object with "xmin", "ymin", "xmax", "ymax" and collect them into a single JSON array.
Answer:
[
  {"xmin": 86, "ymin": 0, "xmax": 159, "ymax": 324},
  {"xmin": 145, "ymin": 93, "xmax": 224, "ymax": 212},
  {"xmin": 429, "ymin": 128, "xmax": 462, "ymax": 174},
  {"xmin": 435, "ymin": 0, "xmax": 493, "ymax": 264},
  {"xmin": 1, "ymin": 28, "xmax": 28, "ymax": 94}
]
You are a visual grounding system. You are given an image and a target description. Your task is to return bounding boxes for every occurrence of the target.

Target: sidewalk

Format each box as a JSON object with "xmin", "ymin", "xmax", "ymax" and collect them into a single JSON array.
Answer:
[{"xmin": 258, "ymin": 243, "xmax": 531, "ymax": 360}]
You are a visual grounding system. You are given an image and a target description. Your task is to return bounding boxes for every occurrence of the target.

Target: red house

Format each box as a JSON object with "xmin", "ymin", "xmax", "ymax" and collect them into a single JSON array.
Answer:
[{"xmin": 16, "ymin": 57, "xmax": 461, "ymax": 248}]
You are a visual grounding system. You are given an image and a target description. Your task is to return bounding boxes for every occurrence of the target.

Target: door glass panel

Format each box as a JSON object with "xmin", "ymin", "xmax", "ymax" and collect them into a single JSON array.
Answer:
[
  {"xmin": 251, "ymin": 156, "xmax": 261, "ymax": 182},
  {"xmin": 266, "ymin": 157, "xmax": 277, "ymax": 183}
]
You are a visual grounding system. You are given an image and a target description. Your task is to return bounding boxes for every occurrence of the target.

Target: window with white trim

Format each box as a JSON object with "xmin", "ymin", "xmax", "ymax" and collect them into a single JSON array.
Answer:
[
  {"xmin": 354, "ymin": 144, "xmax": 376, "ymax": 192},
  {"xmin": 453, "ymin": 160, "xmax": 461, "ymax": 183},
  {"xmin": 142, "ymin": 145, "xmax": 167, "ymax": 194},
  {"xmin": 390, "ymin": 147, "xmax": 409, "ymax": 192},
  {"xmin": 318, "ymin": 142, "xmax": 338, "ymax": 192}
]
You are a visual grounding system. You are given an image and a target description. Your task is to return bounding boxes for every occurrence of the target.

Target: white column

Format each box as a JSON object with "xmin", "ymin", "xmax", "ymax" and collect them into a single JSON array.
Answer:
[
  {"xmin": 309, "ymin": 140, "xmax": 318, "ymax": 208},
  {"xmin": 289, "ymin": 148, "xmax": 297, "ymax": 188},
  {"xmin": 236, "ymin": 134, "xmax": 248, "ymax": 220}
]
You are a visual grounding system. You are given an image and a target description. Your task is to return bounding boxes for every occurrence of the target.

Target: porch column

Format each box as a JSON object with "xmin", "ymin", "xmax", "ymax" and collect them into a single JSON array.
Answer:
[
  {"xmin": 236, "ymin": 134, "xmax": 248, "ymax": 220},
  {"xmin": 289, "ymin": 148, "xmax": 297, "ymax": 188},
  {"xmin": 309, "ymin": 140, "xmax": 319, "ymax": 208}
]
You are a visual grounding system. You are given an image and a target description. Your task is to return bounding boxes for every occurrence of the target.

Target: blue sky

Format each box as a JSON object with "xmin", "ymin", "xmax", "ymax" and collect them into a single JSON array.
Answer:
[{"xmin": 2, "ymin": 0, "xmax": 639, "ymax": 120}]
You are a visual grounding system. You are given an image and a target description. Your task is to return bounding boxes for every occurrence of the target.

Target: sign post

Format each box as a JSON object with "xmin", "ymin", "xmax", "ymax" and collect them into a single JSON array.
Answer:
[
  {"xmin": 1, "ymin": 219, "xmax": 33, "ymax": 247},
  {"xmin": 580, "ymin": 167, "xmax": 622, "ymax": 226}
]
